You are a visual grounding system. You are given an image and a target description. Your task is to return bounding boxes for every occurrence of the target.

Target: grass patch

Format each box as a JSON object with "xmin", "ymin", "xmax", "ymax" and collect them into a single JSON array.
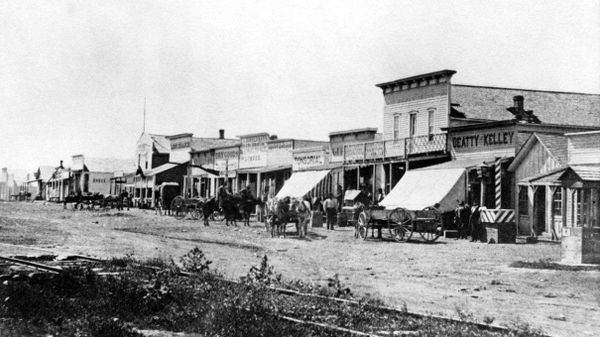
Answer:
[
  {"xmin": 511, "ymin": 259, "xmax": 600, "ymax": 271},
  {"xmin": 0, "ymin": 249, "xmax": 547, "ymax": 337}
]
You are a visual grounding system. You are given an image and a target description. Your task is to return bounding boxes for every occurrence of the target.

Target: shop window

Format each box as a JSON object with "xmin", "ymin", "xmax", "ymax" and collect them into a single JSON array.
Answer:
[
  {"xmin": 518, "ymin": 186, "xmax": 528, "ymax": 215},
  {"xmin": 393, "ymin": 114, "xmax": 400, "ymax": 140},
  {"xmin": 552, "ymin": 188, "xmax": 562, "ymax": 216},
  {"xmin": 428, "ymin": 109, "xmax": 435, "ymax": 141}
]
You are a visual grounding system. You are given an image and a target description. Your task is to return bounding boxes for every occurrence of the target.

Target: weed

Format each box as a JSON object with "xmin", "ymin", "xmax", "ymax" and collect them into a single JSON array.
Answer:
[{"xmin": 180, "ymin": 247, "xmax": 212, "ymax": 273}]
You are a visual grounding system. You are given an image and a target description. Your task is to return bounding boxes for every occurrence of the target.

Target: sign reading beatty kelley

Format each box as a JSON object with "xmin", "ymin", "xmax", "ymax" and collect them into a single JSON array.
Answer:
[{"xmin": 451, "ymin": 128, "xmax": 515, "ymax": 152}]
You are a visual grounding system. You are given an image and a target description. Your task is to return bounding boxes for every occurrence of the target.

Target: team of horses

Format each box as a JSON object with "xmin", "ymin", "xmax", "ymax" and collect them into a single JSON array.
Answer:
[
  {"xmin": 64, "ymin": 191, "xmax": 131, "ymax": 211},
  {"xmin": 64, "ymin": 189, "xmax": 309, "ymax": 238},
  {"xmin": 196, "ymin": 194, "xmax": 312, "ymax": 238}
]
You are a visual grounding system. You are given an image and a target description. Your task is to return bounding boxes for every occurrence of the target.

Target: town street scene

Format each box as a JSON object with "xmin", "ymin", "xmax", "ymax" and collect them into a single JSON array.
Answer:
[{"xmin": 0, "ymin": 1, "xmax": 599, "ymax": 337}]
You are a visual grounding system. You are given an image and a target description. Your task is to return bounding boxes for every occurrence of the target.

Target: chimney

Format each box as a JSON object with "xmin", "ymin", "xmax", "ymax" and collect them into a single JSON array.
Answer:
[
  {"xmin": 59, "ymin": 160, "xmax": 63, "ymax": 168},
  {"xmin": 219, "ymin": 129, "xmax": 225, "ymax": 139},
  {"xmin": 513, "ymin": 95, "xmax": 524, "ymax": 111}
]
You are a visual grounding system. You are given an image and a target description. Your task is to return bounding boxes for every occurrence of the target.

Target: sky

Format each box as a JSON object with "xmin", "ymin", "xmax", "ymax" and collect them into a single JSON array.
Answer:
[{"xmin": 1, "ymin": 0, "xmax": 599, "ymax": 173}]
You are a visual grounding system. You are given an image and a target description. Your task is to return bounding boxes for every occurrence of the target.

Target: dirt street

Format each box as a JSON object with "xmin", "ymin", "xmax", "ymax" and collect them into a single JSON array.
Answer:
[{"xmin": 0, "ymin": 202, "xmax": 598, "ymax": 337}]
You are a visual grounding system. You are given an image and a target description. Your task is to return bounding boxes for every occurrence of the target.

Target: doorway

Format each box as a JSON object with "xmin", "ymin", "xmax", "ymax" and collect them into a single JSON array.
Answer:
[{"xmin": 534, "ymin": 187, "xmax": 546, "ymax": 235}]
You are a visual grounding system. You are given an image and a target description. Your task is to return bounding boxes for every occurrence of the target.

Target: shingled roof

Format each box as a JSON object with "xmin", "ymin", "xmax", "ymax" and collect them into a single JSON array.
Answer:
[
  {"xmin": 190, "ymin": 137, "xmax": 240, "ymax": 152},
  {"xmin": 451, "ymin": 84, "xmax": 600, "ymax": 126},
  {"xmin": 149, "ymin": 134, "xmax": 171, "ymax": 154}
]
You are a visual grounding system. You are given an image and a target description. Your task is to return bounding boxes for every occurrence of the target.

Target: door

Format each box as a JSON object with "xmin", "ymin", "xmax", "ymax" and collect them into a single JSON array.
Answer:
[{"xmin": 535, "ymin": 187, "xmax": 546, "ymax": 235}]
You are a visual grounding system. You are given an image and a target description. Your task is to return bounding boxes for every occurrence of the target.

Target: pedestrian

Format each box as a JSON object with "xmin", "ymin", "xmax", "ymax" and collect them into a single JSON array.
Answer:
[
  {"xmin": 154, "ymin": 188, "xmax": 162, "ymax": 216},
  {"xmin": 469, "ymin": 203, "xmax": 482, "ymax": 242},
  {"xmin": 324, "ymin": 193, "xmax": 339, "ymax": 230},
  {"xmin": 336, "ymin": 184, "xmax": 343, "ymax": 212},
  {"xmin": 454, "ymin": 201, "xmax": 470, "ymax": 239},
  {"xmin": 296, "ymin": 196, "xmax": 311, "ymax": 238},
  {"xmin": 375, "ymin": 188, "xmax": 385, "ymax": 205}
]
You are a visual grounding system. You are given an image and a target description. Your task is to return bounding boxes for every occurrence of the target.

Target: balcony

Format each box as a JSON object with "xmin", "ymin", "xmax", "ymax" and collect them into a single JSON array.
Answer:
[{"xmin": 333, "ymin": 133, "xmax": 447, "ymax": 164}]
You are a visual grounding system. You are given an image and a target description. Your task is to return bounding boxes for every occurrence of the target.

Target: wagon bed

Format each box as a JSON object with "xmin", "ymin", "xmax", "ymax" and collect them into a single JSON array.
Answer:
[{"xmin": 356, "ymin": 206, "xmax": 442, "ymax": 243}]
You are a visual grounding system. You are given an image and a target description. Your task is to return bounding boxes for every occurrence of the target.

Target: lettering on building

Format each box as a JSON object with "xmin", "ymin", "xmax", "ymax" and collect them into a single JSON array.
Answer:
[{"xmin": 451, "ymin": 129, "xmax": 514, "ymax": 152}]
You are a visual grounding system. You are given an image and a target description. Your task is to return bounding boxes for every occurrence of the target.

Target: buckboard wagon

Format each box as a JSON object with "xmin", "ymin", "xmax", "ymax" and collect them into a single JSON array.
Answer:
[{"xmin": 356, "ymin": 206, "xmax": 442, "ymax": 243}]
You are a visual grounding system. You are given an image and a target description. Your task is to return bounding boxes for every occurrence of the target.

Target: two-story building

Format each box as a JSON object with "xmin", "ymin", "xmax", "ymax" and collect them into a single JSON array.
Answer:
[
  {"xmin": 134, "ymin": 130, "xmax": 239, "ymax": 207},
  {"xmin": 378, "ymin": 70, "xmax": 600, "ymax": 216}
]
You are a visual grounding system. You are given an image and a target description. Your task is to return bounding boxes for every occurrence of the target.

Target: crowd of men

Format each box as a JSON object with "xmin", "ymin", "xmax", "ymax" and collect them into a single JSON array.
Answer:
[{"xmin": 454, "ymin": 201, "xmax": 484, "ymax": 242}]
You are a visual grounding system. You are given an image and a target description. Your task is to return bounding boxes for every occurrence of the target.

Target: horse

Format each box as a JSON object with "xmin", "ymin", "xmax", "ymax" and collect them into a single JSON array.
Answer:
[
  {"xmin": 201, "ymin": 197, "xmax": 218, "ymax": 226},
  {"xmin": 239, "ymin": 195, "xmax": 262, "ymax": 226},
  {"xmin": 266, "ymin": 197, "xmax": 294, "ymax": 237},
  {"xmin": 291, "ymin": 198, "xmax": 311, "ymax": 238}
]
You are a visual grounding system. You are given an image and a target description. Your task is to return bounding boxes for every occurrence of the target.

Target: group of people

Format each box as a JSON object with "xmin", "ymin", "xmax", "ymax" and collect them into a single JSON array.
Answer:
[{"xmin": 454, "ymin": 201, "xmax": 484, "ymax": 242}]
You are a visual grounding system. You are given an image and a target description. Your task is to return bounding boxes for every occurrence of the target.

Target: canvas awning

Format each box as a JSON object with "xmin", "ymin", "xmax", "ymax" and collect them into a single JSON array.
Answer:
[
  {"xmin": 275, "ymin": 169, "xmax": 330, "ymax": 199},
  {"xmin": 344, "ymin": 189, "xmax": 362, "ymax": 201},
  {"xmin": 379, "ymin": 167, "xmax": 466, "ymax": 213},
  {"xmin": 189, "ymin": 166, "xmax": 218, "ymax": 178}
]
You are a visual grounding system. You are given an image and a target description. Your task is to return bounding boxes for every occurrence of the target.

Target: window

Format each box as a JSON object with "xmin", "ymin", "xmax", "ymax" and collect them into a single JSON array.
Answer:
[
  {"xmin": 393, "ymin": 114, "xmax": 400, "ymax": 140},
  {"xmin": 552, "ymin": 188, "xmax": 562, "ymax": 216},
  {"xmin": 428, "ymin": 109, "xmax": 435, "ymax": 141},
  {"xmin": 576, "ymin": 188, "xmax": 591, "ymax": 227},
  {"xmin": 409, "ymin": 113, "xmax": 417, "ymax": 138},
  {"xmin": 518, "ymin": 186, "xmax": 528, "ymax": 216}
]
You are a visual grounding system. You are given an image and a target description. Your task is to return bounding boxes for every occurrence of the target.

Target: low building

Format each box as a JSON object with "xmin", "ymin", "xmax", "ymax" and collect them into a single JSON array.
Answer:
[
  {"xmin": 46, "ymin": 161, "xmax": 71, "ymax": 202},
  {"xmin": 70, "ymin": 155, "xmax": 136, "ymax": 196}
]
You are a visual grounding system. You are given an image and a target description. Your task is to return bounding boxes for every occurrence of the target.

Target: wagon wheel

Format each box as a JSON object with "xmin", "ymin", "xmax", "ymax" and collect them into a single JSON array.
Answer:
[
  {"xmin": 357, "ymin": 211, "xmax": 369, "ymax": 240},
  {"xmin": 418, "ymin": 206, "xmax": 442, "ymax": 243},
  {"xmin": 171, "ymin": 196, "xmax": 187, "ymax": 220},
  {"xmin": 190, "ymin": 202, "xmax": 203, "ymax": 221},
  {"xmin": 212, "ymin": 209, "xmax": 225, "ymax": 222},
  {"xmin": 388, "ymin": 207, "xmax": 413, "ymax": 242}
]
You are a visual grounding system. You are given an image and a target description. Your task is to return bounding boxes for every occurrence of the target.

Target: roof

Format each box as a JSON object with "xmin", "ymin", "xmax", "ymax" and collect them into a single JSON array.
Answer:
[
  {"xmin": 148, "ymin": 163, "xmax": 181, "ymax": 176},
  {"xmin": 565, "ymin": 130, "xmax": 600, "ymax": 137},
  {"xmin": 149, "ymin": 134, "xmax": 171, "ymax": 154},
  {"xmin": 565, "ymin": 165, "xmax": 600, "ymax": 181},
  {"xmin": 74, "ymin": 157, "xmax": 136, "ymax": 173},
  {"xmin": 329, "ymin": 127, "xmax": 378, "ymax": 137},
  {"xmin": 190, "ymin": 137, "xmax": 240, "ymax": 152},
  {"xmin": 509, "ymin": 133, "xmax": 568, "ymax": 171},
  {"xmin": 535, "ymin": 134, "xmax": 568, "ymax": 164},
  {"xmin": 36, "ymin": 166, "xmax": 55, "ymax": 181},
  {"xmin": 237, "ymin": 132, "xmax": 270, "ymax": 138},
  {"xmin": 450, "ymin": 84, "xmax": 600, "ymax": 127},
  {"xmin": 522, "ymin": 167, "xmax": 567, "ymax": 184},
  {"xmin": 375, "ymin": 69, "xmax": 456, "ymax": 89}
]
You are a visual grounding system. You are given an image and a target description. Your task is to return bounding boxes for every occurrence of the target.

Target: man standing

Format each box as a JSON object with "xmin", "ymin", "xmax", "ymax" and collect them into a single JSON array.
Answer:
[
  {"xmin": 323, "ymin": 193, "xmax": 338, "ymax": 230},
  {"xmin": 469, "ymin": 203, "xmax": 482, "ymax": 242}
]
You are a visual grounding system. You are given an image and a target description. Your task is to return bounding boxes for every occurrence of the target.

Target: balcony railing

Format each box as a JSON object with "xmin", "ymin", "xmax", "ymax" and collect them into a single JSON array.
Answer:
[{"xmin": 334, "ymin": 133, "xmax": 447, "ymax": 163}]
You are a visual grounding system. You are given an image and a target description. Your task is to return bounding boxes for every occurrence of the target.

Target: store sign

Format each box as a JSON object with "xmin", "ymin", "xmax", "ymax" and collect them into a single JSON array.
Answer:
[
  {"xmin": 450, "ymin": 127, "xmax": 515, "ymax": 153},
  {"xmin": 240, "ymin": 135, "xmax": 269, "ymax": 168},
  {"xmin": 293, "ymin": 150, "xmax": 327, "ymax": 170},
  {"xmin": 214, "ymin": 148, "xmax": 239, "ymax": 172}
]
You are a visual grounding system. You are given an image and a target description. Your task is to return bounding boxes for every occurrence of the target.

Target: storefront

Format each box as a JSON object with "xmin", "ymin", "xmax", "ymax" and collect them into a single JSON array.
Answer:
[{"xmin": 133, "ymin": 162, "xmax": 187, "ymax": 208}]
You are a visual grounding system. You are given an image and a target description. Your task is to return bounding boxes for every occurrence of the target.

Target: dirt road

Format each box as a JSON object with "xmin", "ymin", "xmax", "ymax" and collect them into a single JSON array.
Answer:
[{"xmin": 0, "ymin": 201, "xmax": 598, "ymax": 337}]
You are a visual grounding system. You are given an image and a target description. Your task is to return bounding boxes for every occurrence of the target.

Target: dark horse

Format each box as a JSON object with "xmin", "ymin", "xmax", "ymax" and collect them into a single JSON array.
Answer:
[{"xmin": 200, "ymin": 194, "xmax": 262, "ymax": 227}]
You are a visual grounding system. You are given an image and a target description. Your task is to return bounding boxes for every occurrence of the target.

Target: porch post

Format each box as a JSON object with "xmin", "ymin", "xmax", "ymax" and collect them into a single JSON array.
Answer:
[
  {"xmin": 546, "ymin": 186, "xmax": 555, "ymax": 238},
  {"xmin": 480, "ymin": 178, "xmax": 487, "ymax": 208},
  {"xmin": 494, "ymin": 158, "xmax": 502, "ymax": 209}
]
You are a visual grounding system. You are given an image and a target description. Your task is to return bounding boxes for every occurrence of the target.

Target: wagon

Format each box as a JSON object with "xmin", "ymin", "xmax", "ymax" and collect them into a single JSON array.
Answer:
[
  {"xmin": 170, "ymin": 196, "xmax": 203, "ymax": 220},
  {"xmin": 356, "ymin": 206, "xmax": 442, "ymax": 243}
]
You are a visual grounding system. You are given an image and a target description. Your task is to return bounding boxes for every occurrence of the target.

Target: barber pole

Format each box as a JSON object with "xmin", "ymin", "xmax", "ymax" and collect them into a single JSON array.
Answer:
[{"xmin": 495, "ymin": 157, "xmax": 502, "ymax": 209}]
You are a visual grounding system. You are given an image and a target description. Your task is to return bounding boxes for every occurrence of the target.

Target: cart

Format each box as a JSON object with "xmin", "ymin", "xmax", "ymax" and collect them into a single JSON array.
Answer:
[
  {"xmin": 339, "ymin": 189, "xmax": 367, "ymax": 227},
  {"xmin": 170, "ymin": 195, "xmax": 203, "ymax": 220},
  {"xmin": 356, "ymin": 206, "xmax": 442, "ymax": 243}
]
